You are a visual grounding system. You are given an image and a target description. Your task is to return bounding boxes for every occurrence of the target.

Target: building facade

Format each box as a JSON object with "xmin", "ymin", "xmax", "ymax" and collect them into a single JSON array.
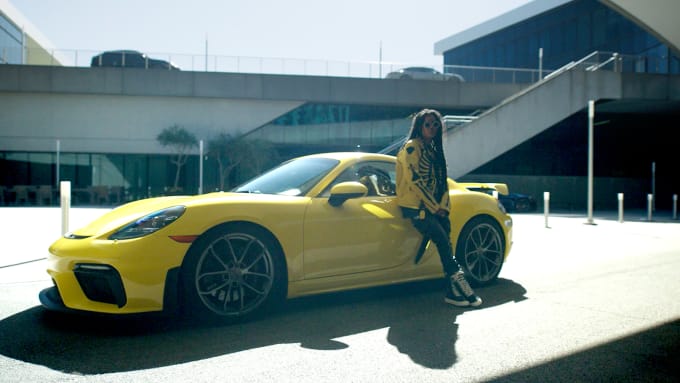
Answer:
[
  {"xmin": 1, "ymin": 0, "xmax": 678, "ymax": 210},
  {"xmin": 435, "ymin": 0, "xmax": 679, "ymax": 210}
]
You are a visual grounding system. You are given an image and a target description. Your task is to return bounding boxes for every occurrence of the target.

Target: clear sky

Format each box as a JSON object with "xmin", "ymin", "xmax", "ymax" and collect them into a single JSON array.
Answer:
[{"xmin": 9, "ymin": 0, "xmax": 531, "ymax": 67}]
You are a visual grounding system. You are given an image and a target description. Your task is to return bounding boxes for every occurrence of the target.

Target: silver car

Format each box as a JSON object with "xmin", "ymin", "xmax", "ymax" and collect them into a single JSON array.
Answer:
[{"xmin": 386, "ymin": 66, "xmax": 464, "ymax": 81}]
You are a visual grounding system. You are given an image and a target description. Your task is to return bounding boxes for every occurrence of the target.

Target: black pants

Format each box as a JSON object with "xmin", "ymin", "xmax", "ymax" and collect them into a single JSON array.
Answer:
[{"xmin": 410, "ymin": 210, "xmax": 461, "ymax": 276}]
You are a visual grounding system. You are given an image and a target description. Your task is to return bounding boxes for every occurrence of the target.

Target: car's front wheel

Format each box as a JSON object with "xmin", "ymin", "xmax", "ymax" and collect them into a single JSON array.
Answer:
[
  {"xmin": 455, "ymin": 216, "xmax": 505, "ymax": 286},
  {"xmin": 182, "ymin": 224, "xmax": 287, "ymax": 321}
]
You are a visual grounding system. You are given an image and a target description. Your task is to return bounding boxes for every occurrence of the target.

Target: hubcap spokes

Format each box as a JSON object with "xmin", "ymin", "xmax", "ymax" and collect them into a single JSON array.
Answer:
[
  {"xmin": 196, "ymin": 233, "xmax": 274, "ymax": 316},
  {"xmin": 463, "ymin": 224, "xmax": 502, "ymax": 282}
]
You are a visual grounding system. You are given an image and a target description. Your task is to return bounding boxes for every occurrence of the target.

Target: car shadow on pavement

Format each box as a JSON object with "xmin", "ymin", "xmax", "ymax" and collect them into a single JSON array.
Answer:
[{"xmin": 0, "ymin": 278, "xmax": 527, "ymax": 375}]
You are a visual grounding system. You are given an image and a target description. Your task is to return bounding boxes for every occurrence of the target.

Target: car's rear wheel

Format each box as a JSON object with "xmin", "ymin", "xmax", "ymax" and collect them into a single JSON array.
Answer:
[
  {"xmin": 455, "ymin": 216, "xmax": 505, "ymax": 286},
  {"xmin": 182, "ymin": 224, "xmax": 286, "ymax": 321}
]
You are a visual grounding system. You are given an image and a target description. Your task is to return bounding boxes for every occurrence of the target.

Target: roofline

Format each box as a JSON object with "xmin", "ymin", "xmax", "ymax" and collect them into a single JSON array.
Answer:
[
  {"xmin": 434, "ymin": 0, "xmax": 572, "ymax": 55},
  {"xmin": 0, "ymin": 0, "xmax": 52, "ymax": 48}
]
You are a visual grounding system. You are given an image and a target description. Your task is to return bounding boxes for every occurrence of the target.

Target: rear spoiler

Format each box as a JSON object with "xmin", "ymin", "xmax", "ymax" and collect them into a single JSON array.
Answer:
[{"xmin": 459, "ymin": 182, "xmax": 509, "ymax": 196}]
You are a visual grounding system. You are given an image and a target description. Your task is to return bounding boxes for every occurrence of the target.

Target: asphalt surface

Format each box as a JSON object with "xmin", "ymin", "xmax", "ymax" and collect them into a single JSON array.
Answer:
[{"xmin": 0, "ymin": 207, "xmax": 679, "ymax": 383}]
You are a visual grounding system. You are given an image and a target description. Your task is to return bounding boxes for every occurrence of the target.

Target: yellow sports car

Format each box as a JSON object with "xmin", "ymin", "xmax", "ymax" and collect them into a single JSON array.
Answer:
[{"xmin": 40, "ymin": 152, "xmax": 513, "ymax": 320}]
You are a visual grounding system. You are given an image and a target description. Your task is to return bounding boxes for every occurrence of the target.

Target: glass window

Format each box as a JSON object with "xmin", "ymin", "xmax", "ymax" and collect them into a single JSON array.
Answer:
[
  {"xmin": 321, "ymin": 161, "xmax": 396, "ymax": 197},
  {"xmin": 0, "ymin": 14, "xmax": 22, "ymax": 64},
  {"xmin": 233, "ymin": 157, "xmax": 339, "ymax": 196},
  {"xmin": 28, "ymin": 153, "xmax": 54, "ymax": 185},
  {"xmin": 123, "ymin": 155, "xmax": 149, "ymax": 200}
]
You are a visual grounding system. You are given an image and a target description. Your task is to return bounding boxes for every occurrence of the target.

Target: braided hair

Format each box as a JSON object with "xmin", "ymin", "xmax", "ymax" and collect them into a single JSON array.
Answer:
[{"xmin": 404, "ymin": 109, "xmax": 449, "ymax": 199}]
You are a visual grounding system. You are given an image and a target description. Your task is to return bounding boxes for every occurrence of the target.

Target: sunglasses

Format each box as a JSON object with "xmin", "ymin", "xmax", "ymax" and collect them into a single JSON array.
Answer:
[{"xmin": 422, "ymin": 121, "xmax": 441, "ymax": 129}]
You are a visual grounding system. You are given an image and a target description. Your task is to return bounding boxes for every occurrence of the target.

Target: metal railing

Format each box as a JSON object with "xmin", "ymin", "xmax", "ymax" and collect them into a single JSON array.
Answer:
[
  {"xmin": 2, "ymin": 46, "xmax": 672, "ymax": 83},
  {"xmin": 2, "ymin": 46, "xmax": 545, "ymax": 84}
]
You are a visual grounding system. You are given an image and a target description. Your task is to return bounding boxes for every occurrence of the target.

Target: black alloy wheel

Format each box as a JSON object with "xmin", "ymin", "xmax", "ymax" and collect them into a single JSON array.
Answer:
[
  {"xmin": 455, "ymin": 216, "xmax": 505, "ymax": 286},
  {"xmin": 182, "ymin": 224, "xmax": 286, "ymax": 320}
]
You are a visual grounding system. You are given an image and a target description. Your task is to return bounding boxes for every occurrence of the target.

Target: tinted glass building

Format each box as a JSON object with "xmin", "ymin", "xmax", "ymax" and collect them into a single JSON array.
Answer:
[
  {"xmin": 439, "ymin": 0, "xmax": 678, "ymax": 75},
  {"xmin": 0, "ymin": 6, "xmax": 23, "ymax": 64},
  {"xmin": 435, "ymin": 0, "xmax": 679, "ymax": 210}
]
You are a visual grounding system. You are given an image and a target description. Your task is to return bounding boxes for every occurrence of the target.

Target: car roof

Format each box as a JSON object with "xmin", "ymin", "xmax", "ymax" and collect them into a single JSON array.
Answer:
[
  {"xmin": 402, "ymin": 66, "xmax": 437, "ymax": 72},
  {"xmin": 300, "ymin": 152, "xmax": 395, "ymax": 162},
  {"xmin": 98, "ymin": 50, "xmax": 144, "ymax": 55}
]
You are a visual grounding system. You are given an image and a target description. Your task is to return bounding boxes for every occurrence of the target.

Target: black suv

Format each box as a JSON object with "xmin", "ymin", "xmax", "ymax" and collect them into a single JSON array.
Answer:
[{"xmin": 90, "ymin": 50, "xmax": 179, "ymax": 70}]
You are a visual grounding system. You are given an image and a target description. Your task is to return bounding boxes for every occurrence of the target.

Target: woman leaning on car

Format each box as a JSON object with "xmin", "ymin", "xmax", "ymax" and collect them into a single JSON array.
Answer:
[{"xmin": 395, "ymin": 108, "xmax": 482, "ymax": 308}]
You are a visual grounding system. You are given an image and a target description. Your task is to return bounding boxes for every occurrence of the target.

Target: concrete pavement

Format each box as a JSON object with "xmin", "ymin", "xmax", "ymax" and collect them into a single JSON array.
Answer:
[
  {"xmin": 1, "ymin": 206, "xmax": 677, "ymax": 269},
  {"xmin": 0, "ymin": 206, "xmax": 679, "ymax": 382}
]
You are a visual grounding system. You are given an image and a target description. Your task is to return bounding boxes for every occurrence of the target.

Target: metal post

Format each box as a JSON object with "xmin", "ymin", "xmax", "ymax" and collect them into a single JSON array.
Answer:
[
  {"xmin": 587, "ymin": 100, "xmax": 595, "ymax": 225},
  {"xmin": 199, "ymin": 140, "xmax": 204, "ymax": 194},
  {"xmin": 673, "ymin": 194, "xmax": 677, "ymax": 220},
  {"xmin": 647, "ymin": 194, "xmax": 653, "ymax": 221},
  {"xmin": 618, "ymin": 193, "xmax": 624, "ymax": 223},
  {"xmin": 544, "ymin": 191, "xmax": 550, "ymax": 228},
  {"xmin": 651, "ymin": 162, "xmax": 656, "ymax": 211},
  {"xmin": 379, "ymin": 41, "xmax": 382, "ymax": 78},
  {"xmin": 538, "ymin": 48, "xmax": 543, "ymax": 81},
  {"xmin": 56, "ymin": 139, "xmax": 61, "ymax": 186},
  {"xmin": 60, "ymin": 181, "xmax": 71, "ymax": 236}
]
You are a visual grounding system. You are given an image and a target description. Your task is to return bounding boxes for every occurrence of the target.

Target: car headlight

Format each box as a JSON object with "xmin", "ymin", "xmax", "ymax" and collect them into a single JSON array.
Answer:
[{"xmin": 109, "ymin": 206, "xmax": 186, "ymax": 240}]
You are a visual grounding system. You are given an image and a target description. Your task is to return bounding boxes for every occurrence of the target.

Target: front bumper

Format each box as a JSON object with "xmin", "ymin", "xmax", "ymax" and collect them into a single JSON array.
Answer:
[
  {"xmin": 39, "ymin": 263, "xmax": 127, "ymax": 312},
  {"xmin": 39, "ymin": 285, "xmax": 73, "ymax": 313},
  {"xmin": 45, "ymin": 235, "xmax": 188, "ymax": 314}
]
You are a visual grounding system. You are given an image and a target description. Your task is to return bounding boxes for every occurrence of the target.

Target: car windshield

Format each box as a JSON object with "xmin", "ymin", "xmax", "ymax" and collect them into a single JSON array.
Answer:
[{"xmin": 232, "ymin": 157, "xmax": 340, "ymax": 196}]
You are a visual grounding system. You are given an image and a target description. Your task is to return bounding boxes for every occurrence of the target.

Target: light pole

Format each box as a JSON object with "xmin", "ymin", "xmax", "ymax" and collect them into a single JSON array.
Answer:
[
  {"xmin": 587, "ymin": 100, "xmax": 594, "ymax": 225},
  {"xmin": 199, "ymin": 140, "xmax": 204, "ymax": 194},
  {"xmin": 538, "ymin": 48, "xmax": 543, "ymax": 81}
]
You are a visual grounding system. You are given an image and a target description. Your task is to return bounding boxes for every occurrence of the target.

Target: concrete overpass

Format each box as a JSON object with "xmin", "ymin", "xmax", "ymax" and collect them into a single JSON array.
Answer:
[
  {"xmin": 0, "ymin": 65, "xmax": 526, "ymax": 155},
  {"xmin": 2, "ymin": 61, "xmax": 678, "ymax": 175}
]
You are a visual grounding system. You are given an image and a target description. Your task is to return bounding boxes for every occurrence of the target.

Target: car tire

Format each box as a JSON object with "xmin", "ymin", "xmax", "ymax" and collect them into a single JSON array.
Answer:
[
  {"xmin": 455, "ymin": 216, "xmax": 505, "ymax": 287},
  {"xmin": 181, "ymin": 223, "xmax": 287, "ymax": 321}
]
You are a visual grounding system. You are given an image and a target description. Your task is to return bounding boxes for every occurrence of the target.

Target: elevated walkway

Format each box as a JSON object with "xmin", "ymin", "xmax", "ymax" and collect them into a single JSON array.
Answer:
[
  {"xmin": 0, "ymin": 64, "xmax": 527, "ymax": 154},
  {"xmin": 442, "ymin": 52, "xmax": 680, "ymax": 178}
]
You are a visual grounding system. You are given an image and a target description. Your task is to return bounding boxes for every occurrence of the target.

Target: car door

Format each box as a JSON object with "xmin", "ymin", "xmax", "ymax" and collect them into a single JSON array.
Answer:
[{"xmin": 302, "ymin": 160, "xmax": 422, "ymax": 279}]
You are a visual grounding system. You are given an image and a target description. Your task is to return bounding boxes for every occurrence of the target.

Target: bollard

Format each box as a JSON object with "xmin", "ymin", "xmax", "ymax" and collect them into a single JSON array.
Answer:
[
  {"xmin": 618, "ymin": 193, "xmax": 624, "ymax": 223},
  {"xmin": 674, "ymin": 194, "xmax": 678, "ymax": 220},
  {"xmin": 544, "ymin": 191, "xmax": 550, "ymax": 228},
  {"xmin": 60, "ymin": 181, "xmax": 71, "ymax": 236},
  {"xmin": 647, "ymin": 194, "xmax": 653, "ymax": 222}
]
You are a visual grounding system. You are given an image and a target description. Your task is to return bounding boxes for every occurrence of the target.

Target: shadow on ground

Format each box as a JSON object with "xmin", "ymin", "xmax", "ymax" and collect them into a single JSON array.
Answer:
[
  {"xmin": 486, "ymin": 319, "xmax": 680, "ymax": 383},
  {"xmin": 0, "ymin": 278, "xmax": 526, "ymax": 374}
]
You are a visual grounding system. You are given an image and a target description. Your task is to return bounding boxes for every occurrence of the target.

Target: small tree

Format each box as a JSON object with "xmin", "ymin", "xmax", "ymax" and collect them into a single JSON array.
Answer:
[
  {"xmin": 236, "ymin": 139, "xmax": 278, "ymax": 181},
  {"xmin": 207, "ymin": 134, "xmax": 279, "ymax": 190},
  {"xmin": 157, "ymin": 125, "xmax": 198, "ymax": 191},
  {"xmin": 207, "ymin": 133, "xmax": 242, "ymax": 190}
]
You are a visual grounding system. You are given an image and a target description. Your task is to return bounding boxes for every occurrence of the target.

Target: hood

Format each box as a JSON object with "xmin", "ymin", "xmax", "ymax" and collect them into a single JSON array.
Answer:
[{"xmin": 69, "ymin": 192, "xmax": 260, "ymax": 238}]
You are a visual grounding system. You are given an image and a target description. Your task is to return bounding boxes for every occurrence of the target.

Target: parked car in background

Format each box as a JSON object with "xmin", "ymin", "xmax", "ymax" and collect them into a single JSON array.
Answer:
[
  {"xmin": 464, "ymin": 183, "xmax": 537, "ymax": 213},
  {"xmin": 90, "ymin": 50, "xmax": 180, "ymax": 70},
  {"xmin": 386, "ymin": 66, "xmax": 464, "ymax": 81}
]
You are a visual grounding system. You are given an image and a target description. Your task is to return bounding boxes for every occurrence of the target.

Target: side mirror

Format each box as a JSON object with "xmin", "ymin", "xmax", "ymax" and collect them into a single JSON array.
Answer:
[{"xmin": 328, "ymin": 182, "xmax": 368, "ymax": 207}]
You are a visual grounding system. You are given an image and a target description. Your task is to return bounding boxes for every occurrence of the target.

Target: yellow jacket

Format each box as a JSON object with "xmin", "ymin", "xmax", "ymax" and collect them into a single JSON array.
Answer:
[{"xmin": 396, "ymin": 138, "xmax": 450, "ymax": 214}]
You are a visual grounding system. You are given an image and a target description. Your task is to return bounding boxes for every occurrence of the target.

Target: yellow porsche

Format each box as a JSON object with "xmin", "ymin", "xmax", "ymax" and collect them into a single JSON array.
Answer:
[{"xmin": 40, "ymin": 152, "xmax": 513, "ymax": 320}]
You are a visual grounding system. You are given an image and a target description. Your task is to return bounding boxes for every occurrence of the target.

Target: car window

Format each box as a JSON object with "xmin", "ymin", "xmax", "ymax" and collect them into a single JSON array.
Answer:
[
  {"xmin": 233, "ymin": 157, "xmax": 339, "ymax": 196},
  {"xmin": 320, "ymin": 161, "xmax": 396, "ymax": 197}
]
